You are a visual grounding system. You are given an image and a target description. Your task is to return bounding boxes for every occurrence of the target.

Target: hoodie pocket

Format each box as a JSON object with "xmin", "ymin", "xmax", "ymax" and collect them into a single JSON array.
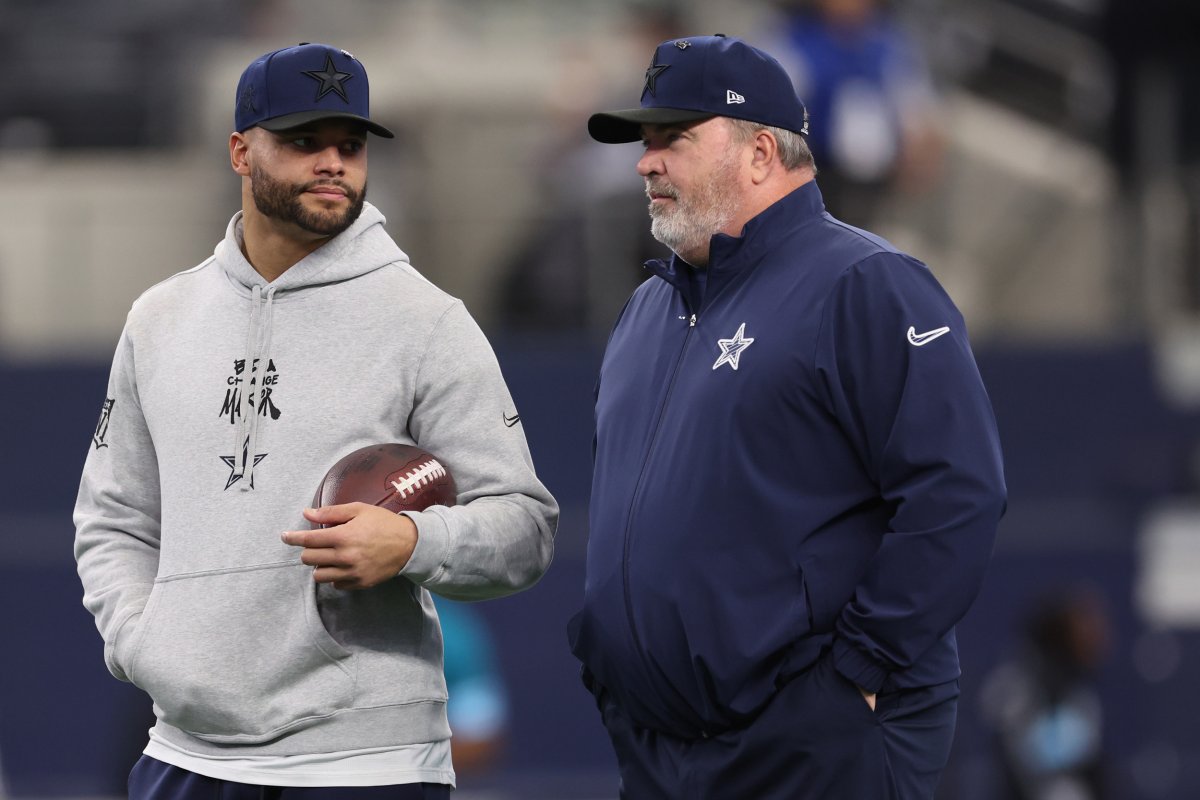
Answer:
[{"xmin": 126, "ymin": 562, "xmax": 355, "ymax": 743}]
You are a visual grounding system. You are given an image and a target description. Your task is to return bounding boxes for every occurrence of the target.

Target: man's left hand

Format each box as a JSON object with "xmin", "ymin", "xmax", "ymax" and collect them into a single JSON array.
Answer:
[{"xmin": 282, "ymin": 503, "xmax": 418, "ymax": 590}]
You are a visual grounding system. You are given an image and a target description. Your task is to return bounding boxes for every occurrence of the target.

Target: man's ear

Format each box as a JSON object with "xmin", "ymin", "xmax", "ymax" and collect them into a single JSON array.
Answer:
[
  {"xmin": 749, "ymin": 129, "xmax": 777, "ymax": 184},
  {"xmin": 230, "ymin": 131, "xmax": 252, "ymax": 177}
]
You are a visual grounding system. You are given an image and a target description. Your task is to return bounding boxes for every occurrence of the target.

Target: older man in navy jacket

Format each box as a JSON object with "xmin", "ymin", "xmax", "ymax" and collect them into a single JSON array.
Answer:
[{"xmin": 568, "ymin": 34, "xmax": 1006, "ymax": 799}]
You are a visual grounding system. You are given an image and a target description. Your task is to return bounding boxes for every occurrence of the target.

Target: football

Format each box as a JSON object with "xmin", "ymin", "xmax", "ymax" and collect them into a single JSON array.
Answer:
[{"xmin": 312, "ymin": 443, "xmax": 457, "ymax": 523}]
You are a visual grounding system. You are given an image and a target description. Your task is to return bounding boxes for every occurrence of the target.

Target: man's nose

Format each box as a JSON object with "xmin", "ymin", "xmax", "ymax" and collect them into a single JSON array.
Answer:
[{"xmin": 315, "ymin": 146, "xmax": 345, "ymax": 176}]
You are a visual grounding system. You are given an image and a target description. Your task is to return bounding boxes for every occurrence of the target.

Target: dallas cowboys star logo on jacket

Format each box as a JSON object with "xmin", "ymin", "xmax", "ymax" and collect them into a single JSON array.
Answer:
[{"xmin": 713, "ymin": 323, "xmax": 754, "ymax": 371}]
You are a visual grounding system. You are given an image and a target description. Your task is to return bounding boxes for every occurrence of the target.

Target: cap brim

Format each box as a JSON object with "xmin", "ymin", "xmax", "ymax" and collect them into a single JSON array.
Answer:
[
  {"xmin": 587, "ymin": 108, "xmax": 715, "ymax": 143},
  {"xmin": 257, "ymin": 110, "xmax": 395, "ymax": 139}
]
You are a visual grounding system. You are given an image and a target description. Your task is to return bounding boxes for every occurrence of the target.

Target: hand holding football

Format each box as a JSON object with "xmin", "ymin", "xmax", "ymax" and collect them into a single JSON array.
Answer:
[{"xmin": 312, "ymin": 443, "xmax": 458, "ymax": 520}]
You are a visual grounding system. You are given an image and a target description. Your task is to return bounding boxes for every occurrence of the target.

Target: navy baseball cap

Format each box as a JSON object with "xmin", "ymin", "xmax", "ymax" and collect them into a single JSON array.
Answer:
[
  {"xmin": 588, "ymin": 34, "xmax": 808, "ymax": 144},
  {"xmin": 235, "ymin": 42, "xmax": 394, "ymax": 138}
]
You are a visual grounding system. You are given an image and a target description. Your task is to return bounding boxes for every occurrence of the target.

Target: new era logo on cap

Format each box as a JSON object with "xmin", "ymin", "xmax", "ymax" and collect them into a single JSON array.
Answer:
[
  {"xmin": 587, "ymin": 35, "xmax": 808, "ymax": 144},
  {"xmin": 234, "ymin": 42, "xmax": 394, "ymax": 138}
]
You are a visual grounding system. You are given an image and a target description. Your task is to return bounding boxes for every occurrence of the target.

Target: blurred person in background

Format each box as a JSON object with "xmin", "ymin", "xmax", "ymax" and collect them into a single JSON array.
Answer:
[
  {"xmin": 498, "ymin": 0, "xmax": 680, "ymax": 334},
  {"xmin": 568, "ymin": 33, "xmax": 1005, "ymax": 799},
  {"xmin": 980, "ymin": 587, "xmax": 1112, "ymax": 800},
  {"xmin": 1099, "ymin": 0, "xmax": 1200, "ymax": 314},
  {"xmin": 432, "ymin": 596, "xmax": 511, "ymax": 776},
  {"xmin": 73, "ymin": 42, "xmax": 557, "ymax": 799},
  {"xmin": 759, "ymin": 0, "xmax": 945, "ymax": 228}
]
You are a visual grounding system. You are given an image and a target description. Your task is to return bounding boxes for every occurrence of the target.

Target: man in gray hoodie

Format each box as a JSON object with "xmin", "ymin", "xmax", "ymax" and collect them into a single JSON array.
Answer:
[{"xmin": 73, "ymin": 42, "xmax": 558, "ymax": 799}]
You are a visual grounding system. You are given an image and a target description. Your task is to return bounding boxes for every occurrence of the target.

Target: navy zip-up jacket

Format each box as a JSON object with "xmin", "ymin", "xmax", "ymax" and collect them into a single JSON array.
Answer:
[{"xmin": 569, "ymin": 181, "xmax": 1006, "ymax": 740}]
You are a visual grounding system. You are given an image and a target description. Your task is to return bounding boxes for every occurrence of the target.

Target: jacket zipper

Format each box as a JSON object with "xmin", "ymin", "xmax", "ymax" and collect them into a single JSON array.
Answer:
[{"xmin": 620, "ymin": 309, "xmax": 697, "ymax": 668}]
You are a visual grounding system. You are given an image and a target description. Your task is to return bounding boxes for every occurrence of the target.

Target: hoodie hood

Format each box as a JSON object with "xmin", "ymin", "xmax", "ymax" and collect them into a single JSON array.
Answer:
[{"xmin": 214, "ymin": 201, "xmax": 410, "ymax": 295}]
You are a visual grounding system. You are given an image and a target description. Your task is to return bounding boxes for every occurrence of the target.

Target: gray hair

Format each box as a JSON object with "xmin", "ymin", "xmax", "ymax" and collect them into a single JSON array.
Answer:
[{"xmin": 724, "ymin": 117, "xmax": 816, "ymax": 173}]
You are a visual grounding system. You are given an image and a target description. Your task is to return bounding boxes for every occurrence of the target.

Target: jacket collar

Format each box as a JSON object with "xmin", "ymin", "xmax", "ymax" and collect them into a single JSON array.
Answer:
[{"xmin": 644, "ymin": 179, "xmax": 826, "ymax": 291}]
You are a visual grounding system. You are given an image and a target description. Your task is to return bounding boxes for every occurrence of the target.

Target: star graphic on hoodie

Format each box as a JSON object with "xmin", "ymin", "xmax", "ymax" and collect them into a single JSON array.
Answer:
[
  {"xmin": 303, "ymin": 54, "xmax": 353, "ymax": 102},
  {"xmin": 221, "ymin": 449, "xmax": 268, "ymax": 490},
  {"xmin": 712, "ymin": 323, "xmax": 755, "ymax": 371}
]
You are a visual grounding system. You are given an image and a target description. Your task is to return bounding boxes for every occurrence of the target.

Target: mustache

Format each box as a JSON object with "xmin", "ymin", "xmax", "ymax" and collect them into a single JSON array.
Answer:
[
  {"xmin": 645, "ymin": 180, "xmax": 679, "ymax": 201},
  {"xmin": 298, "ymin": 180, "xmax": 357, "ymax": 198}
]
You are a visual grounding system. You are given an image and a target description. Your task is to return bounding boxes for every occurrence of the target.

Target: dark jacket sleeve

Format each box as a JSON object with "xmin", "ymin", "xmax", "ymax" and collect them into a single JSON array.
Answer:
[{"xmin": 814, "ymin": 252, "xmax": 1007, "ymax": 693}]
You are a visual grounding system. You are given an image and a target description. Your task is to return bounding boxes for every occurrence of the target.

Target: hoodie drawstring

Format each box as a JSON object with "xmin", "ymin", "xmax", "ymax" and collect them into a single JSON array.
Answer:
[{"xmin": 233, "ymin": 284, "xmax": 277, "ymax": 490}]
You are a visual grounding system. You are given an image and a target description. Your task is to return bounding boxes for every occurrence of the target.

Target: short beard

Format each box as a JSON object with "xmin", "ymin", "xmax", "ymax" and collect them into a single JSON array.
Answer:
[
  {"xmin": 646, "ymin": 146, "xmax": 741, "ymax": 265},
  {"xmin": 250, "ymin": 165, "xmax": 366, "ymax": 238}
]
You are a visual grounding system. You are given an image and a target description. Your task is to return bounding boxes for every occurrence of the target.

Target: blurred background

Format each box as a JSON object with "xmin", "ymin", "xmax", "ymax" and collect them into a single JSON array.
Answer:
[{"xmin": 3, "ymin": 0, "xmax": 1200, "ymax": 797}]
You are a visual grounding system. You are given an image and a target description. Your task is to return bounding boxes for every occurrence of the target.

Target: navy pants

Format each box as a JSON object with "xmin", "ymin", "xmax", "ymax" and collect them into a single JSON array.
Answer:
[
  {"xmin": 128, "ymin": 756, "xmax": 452, "ymax": 800},
  {"xmin": 600, "ymin": 654, "xmax": 959, "ymax": 800}
]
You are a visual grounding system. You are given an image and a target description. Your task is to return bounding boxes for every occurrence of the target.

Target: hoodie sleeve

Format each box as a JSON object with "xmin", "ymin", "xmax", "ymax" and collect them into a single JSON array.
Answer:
[
  {"xmin": 73, "ymin": 326, "xmax": 162, "ymax": 682},
  {"xmin": 814, "ymin": 253, "xmax": 1006, "ymax": 693},
  {"xmin": 398, "ymin": 301, "xmax": 558, "ymax": 600}
]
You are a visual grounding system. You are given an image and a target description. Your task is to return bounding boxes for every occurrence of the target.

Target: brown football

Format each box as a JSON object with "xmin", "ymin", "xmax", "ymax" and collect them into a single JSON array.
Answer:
[{"xmin": 312, "ymin": 443, "xmax": 457, "ymax": 525}]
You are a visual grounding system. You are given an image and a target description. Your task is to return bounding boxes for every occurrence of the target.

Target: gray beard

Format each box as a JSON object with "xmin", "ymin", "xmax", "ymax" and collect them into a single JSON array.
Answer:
[
  {"xmin": 650, "ymin": 201, "xmax": 733, "ymax": 264},
  {"xmin": 646, "ymin": 153, "xmax": 740, "ymax": 264}
]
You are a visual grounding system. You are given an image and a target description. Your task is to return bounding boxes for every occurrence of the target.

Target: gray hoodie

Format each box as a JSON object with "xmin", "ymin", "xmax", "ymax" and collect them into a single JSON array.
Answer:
[{"xmin": 74, "ymin": 203, "xmax": 557, "ymax": 758}]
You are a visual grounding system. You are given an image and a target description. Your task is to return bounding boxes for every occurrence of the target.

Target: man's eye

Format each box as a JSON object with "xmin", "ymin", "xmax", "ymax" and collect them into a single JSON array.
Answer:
[{"xmin": 291, "ymin": 137, "xmax": 314, "ymax": 148}]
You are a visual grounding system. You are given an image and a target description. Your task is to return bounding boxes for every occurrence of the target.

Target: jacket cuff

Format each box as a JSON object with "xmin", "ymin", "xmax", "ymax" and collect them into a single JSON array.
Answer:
[
  {"xmin": 398, "ymin": 509, "xmax": 450, "ymax": 584},
  {"xmin": 831, "ymin": 636, "xmax": 889, "ymax": 694}
]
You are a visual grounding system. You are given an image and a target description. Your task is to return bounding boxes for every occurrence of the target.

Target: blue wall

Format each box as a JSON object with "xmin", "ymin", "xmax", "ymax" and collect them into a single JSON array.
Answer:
[{"xmin": 3, "ymin": 339, "xmax": 1198, "ymax": 798}]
